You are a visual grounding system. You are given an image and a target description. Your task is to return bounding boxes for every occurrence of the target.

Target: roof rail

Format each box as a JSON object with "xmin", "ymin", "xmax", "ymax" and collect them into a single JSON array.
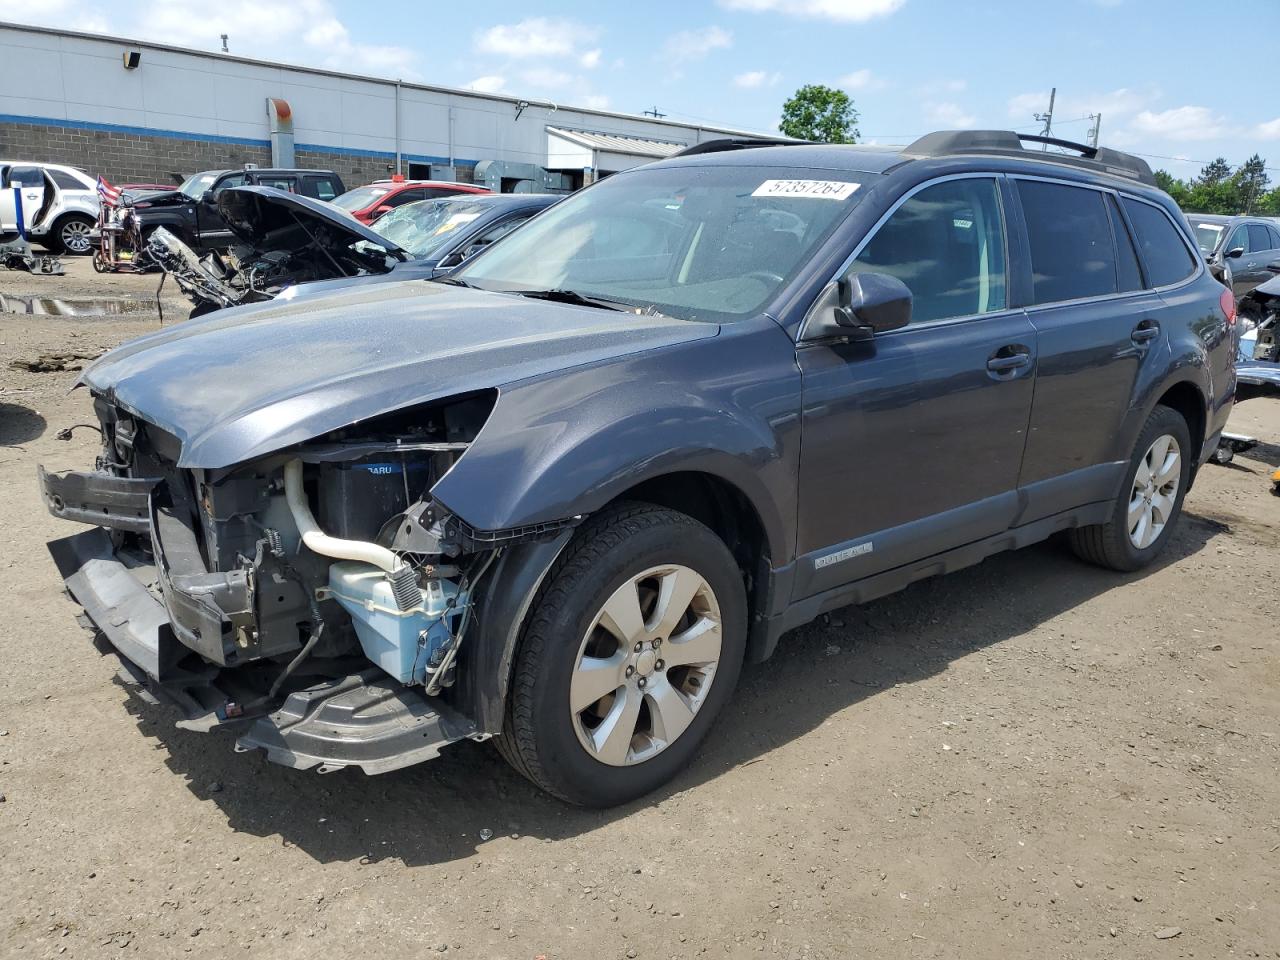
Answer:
[
  {"xmin": 903, "ymin": 130, "xmax": 1156, "ymax": 186},
  {"xmin": 672, "ymin": 137, "xmax": 809, "ymax": 157}
]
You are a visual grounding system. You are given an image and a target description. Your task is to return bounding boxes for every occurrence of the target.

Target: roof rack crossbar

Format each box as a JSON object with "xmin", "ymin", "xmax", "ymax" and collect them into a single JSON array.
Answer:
[
  {"xmin": 672, "ymin": 137, "xmax": 809, "ymax": 158},
  {"xmin": 902, "ymin": 129, "xmax": 1156, "ymax": 187}
]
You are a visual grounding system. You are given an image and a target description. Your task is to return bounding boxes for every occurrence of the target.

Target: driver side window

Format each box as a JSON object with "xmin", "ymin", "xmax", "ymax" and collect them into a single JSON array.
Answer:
[
  {"xmin": 1226, "ymin": 225, "xmax": 1249, "ymax": 254},
  {"xmin": 851, "ymin": 178, "xmax": 1007, "ymax": 324}
]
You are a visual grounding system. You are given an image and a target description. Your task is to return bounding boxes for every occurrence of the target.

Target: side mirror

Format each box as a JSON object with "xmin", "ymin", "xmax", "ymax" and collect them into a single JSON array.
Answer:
[
  {"xmin": 1226, "ymin": 246, "xmax": 1246, "ymax": 259},
  {"xmin": 834, "ymin": 272, "xmax": 913, "ymax": 340}
]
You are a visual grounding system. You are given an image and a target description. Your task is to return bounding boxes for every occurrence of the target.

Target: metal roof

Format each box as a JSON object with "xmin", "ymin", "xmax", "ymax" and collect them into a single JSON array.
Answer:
[{"xmin": 547, "ymin": 127, "xmax": 687, "ymax": 159}]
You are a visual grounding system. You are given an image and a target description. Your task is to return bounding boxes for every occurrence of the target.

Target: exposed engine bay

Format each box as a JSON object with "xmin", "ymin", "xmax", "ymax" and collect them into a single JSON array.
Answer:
[
  {"xmin": 40, "ymin": 389, "xmax": 569, "ymax": 773},
  {"xmin": 144, "ymin": 185, "xmax": 404, "ymax": 314}
]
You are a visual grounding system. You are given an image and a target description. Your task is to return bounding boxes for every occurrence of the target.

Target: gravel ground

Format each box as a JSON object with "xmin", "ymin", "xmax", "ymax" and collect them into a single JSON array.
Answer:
[{"xmin": 2, "ymin": 258, "xmax": 1278, "ymax": 960}]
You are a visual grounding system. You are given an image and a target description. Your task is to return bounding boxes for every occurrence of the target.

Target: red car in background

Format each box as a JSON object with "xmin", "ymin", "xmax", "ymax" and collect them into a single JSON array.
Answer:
[{"xmin": 331, "ymin": 178, "xmax": 490, "ymax": 224}]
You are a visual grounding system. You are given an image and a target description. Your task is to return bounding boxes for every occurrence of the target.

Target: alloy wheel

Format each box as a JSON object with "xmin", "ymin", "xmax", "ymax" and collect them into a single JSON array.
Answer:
[
  {"xmin": 1128, "ymin": 433, "xmax": 1181, "ymax": 549},
  {"xmin": 570, "ymin": 564, "xmax": 723, "ymax": 766},
  {"xmin": 60, "ymin": 219, "xmax": 93, "ymax": 254}
]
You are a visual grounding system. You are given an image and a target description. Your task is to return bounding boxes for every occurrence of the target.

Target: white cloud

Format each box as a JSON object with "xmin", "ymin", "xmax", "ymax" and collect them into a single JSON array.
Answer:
[
  {"xmin": 718, "ymin": 0, "xmax": 906, "ymax": 22},
  {"xmin": 579, "ymin": 48, "xmax": 602, "ymax": 69},
  {"xmin": 9, "ymin": 0, "xmax": 421, "ymax": 78},
  {"xmin": 1129, "ymin": 105, "xmax": 1232, "ymax": 141},
  {"xmin": 581, "ymin": 94, "xmax": 611, "ymax": 110},
  {"xmin": 520, "ymin": 67, "xmax": 574, "ymax": 90},
  {"xmin": 474, "ymin": 17, "xmax": 600, "ymax": 59},
  {"xmin": 1254, "ymin": 118, "xmax": 1280, "ymax": 140},
  {"xmin": 927, "ymin": 102, "xmax": 976, "ymax": 128},
  {"xmin": 839, "ymin": 69, "xmax": 884, "ymax": 91},
  {"xmin": 466, "ymin": 75, "xmax": 507, "ymax": 94},
  {"xmin": 734, "ymin": 70, "xmax": 782, "ymax": 89},
  {"xmin": 1007, "ymin": 87, "xmax": 1155, "ymax": 123},
  {"xmin": 663, "ymin": 26, "xmax": 733, "ymax": 62}
]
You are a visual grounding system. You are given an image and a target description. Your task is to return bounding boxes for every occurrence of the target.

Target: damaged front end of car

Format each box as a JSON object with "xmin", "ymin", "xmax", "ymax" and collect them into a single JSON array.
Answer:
[
  {"xmin": 40, "ymin": 391, "xmax": 572, "ymax": 774},
  {"xmin": 147, "ymin": 185, "xmax": 406, "ymax": 315}
]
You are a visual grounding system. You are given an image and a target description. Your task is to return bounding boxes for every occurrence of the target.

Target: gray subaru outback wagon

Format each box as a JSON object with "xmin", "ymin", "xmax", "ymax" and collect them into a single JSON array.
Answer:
[{"xmin": 41, "ymin": 130, "xmax": 1236, "ymax": 806}]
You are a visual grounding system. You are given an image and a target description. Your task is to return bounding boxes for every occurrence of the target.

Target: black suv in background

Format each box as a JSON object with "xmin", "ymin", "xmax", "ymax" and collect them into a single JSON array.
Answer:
[
  {"xmin": 1187, "ymin": 212, "xmax": 1280, "ymax": 308},
  {"xmin": 126, "ymin": 166, "xmax": 346, "ymax": 251},
  {"xmin": 41, "ymin": 131, "xmax": 1235, "ymax": 807}
]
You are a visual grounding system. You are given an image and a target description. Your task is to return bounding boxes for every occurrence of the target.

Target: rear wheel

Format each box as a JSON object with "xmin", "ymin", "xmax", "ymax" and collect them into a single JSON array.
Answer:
[
  {"xmin": 1069, "ymin": 405, "xmax": 1192, "ymax": 571},
  {"xmin": 49, "ymin": 213, "xmax": 95, "ymax": 255},
  {"xmin": 497, "ymin": 503, "xmax": 746, "ymax": 806}
]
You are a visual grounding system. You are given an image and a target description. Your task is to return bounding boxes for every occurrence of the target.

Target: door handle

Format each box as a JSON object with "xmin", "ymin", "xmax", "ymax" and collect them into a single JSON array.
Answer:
[
  {"xmin": 1131, "ymin": 320, "xmax": 1160, "ymax": 344},
  {"xmin": 986, "ymin": 346, "xmax": 1031, "ymax": 373}
]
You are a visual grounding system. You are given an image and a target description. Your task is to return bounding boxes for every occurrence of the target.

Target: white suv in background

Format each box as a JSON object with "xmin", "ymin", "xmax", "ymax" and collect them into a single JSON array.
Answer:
[{"xmin": 0, "ymin": 161, "xmax": 100, "ymax": 254}]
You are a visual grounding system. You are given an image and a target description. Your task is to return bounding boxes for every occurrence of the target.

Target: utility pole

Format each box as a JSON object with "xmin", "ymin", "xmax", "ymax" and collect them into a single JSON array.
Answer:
[
  {"xmin": 1033, "ymin": 87, "xmax": 1056, "ymax": 149},
  {"xmin": 643, "ymin": 106, "xmax": 666, "ymax": 119},
  {"xmin": 1087, "ymin": 113, "xmax": 1102, "ymax": 148}
]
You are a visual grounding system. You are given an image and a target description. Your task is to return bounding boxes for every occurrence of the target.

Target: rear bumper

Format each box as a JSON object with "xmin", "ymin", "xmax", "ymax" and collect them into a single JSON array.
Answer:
[{"xmin": 46, "ymin": 529, "xmax": 478, "ymax": 776}]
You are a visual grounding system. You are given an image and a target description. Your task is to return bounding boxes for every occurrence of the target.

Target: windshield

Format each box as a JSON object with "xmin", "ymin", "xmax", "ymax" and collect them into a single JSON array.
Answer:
[
  {"xmin": 332, "ymin": 185, "xmax": 392, "ymax": 211},
  {"xmin": 375, "ymin": 199, "xmax": 491, "ymax": 258},
  {"xmin": 178, "ymin": 172, "xmax": 219, "ymax": 200},
  {"xmin": 455, "ymin": 165, "xmax": 869, "ymax": 322},
  {"xmin": 1190, "ymin": 220, "xmax": 1226, "ymax": 253}
]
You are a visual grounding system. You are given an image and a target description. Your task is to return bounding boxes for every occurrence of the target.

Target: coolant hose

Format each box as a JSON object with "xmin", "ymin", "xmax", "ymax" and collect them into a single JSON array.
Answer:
[{"xmin": 282, "ymin": 459, "xmax": 403, "ymax": 574}]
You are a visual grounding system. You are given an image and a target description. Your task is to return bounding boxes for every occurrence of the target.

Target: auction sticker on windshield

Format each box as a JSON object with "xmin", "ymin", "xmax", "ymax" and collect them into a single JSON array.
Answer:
[{"xmin": 752, "ymin": 180, "xmax": 860, "ymax": 200}]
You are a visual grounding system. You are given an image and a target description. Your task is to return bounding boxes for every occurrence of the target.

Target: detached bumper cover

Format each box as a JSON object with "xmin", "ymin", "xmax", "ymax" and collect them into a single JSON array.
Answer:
[{"xmin": 46, "ymin": 527, "xmax": 477, "ymax": 775}]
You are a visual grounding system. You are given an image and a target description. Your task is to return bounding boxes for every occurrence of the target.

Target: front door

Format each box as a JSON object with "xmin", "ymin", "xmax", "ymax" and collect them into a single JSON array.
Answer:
[{"xmin": 794, "ymin": 175, "xmax": 1036, "ymax": 599}]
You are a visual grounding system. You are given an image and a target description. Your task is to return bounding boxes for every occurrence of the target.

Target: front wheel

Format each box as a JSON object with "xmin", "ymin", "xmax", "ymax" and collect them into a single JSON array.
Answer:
[
  {"xmin": 497, "ymin": 503, "xmax": 747, "ymax": 806},
  {"xmin": 1069, "ymin": 405, "xmax": 1192, "ymax": 571}
]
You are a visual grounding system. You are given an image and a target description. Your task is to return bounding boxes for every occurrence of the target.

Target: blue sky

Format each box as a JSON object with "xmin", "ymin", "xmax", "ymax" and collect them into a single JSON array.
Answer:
[{"xmin": 17, "ymin": 0, "xmax": 1280, "ymax": 181}]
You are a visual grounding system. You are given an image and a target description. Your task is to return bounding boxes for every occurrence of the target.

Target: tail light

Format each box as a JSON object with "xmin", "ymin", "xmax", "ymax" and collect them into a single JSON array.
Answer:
[{"xmin": 1220, "ymin": 288, "xmax": 1237, "ymax": 327}]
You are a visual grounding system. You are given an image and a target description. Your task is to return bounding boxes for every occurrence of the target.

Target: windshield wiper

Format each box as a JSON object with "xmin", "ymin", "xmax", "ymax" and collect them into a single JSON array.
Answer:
[
  {"xmin": 513, "ymin": 288, "xmax": 664, "ymax": 316},
  {"xmin": 434, "ymin": 276, "xmax": 474, "ymax": 288}
]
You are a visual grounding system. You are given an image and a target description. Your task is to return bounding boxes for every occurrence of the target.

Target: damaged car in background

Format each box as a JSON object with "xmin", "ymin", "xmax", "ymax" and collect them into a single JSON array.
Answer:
[
  {"xmin": 40, "ymin": 131, "xmax": 1234, "ymax": 808},
  {"xmin": 148, "ymin": 187, "xmax": 559, "ymax": 315}
]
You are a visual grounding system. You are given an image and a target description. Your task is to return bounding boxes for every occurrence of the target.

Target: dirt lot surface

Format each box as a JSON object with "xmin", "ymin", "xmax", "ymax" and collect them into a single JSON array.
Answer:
[{"xmin": 2, "ymin": 258, "xmax": 1278, "ymax": 960}]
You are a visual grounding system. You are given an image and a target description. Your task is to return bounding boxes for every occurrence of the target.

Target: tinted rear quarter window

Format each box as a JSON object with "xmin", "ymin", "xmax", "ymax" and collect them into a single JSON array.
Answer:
[
  {"xmin": 1121, "ymin": 198, "xmax": 1197, "ymax": 287},
  {"xmin": 1017, "ymin": 180, "xmax": 1118, "ymax": 304},
  {"xmin": 49, "ymin": 169, "xmax": 88, "ymax": 190}
]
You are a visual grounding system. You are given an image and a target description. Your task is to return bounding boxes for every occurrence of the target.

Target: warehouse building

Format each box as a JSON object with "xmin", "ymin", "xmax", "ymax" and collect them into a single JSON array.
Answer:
[{"xmin": 0, "ymin": 21, "xmax": 772, "ymax": 193}]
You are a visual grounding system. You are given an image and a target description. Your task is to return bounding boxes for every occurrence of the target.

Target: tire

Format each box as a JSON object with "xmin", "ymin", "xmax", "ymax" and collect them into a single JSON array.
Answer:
[
  {"xmin": 48, "ymin": 213, "xmax": 96, "ymax": 255},
  {"xmin": 497, "ymin": 502, "xmax": 747, "ymax": 806},
  {"xmin": 1069, "ymin": 405, "xmax": 1192, "ymax": 572}
]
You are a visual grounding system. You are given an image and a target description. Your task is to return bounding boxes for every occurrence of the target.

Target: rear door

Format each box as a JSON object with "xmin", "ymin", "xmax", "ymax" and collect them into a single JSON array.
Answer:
[
  {"xmin": 1244, "ymin": 222, "xmax": 1279, "ymax": 291},
  {"xmin": 1013, "ymin": 178, "xmax": 1180, "ymax": 521},
  {"xmin": 3, "ymin": 165, "xmax": 49, "ymax": 232},
  {"xmin": 794, "ymin": 175, "xmax": 1037, "ymax": 597}
]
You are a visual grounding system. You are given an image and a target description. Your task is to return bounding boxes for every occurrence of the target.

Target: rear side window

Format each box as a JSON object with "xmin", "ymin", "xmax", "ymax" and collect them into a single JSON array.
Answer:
[
  {"xmin": 309, "ymin": 177, "xmax": 338, "ymax": 201},
  {"xmin": 1121, "ymin": 198, "xmax": 1198, "ymax": 287},
  {"xmin": 1017, "ymin": 180, "xmax": 1118, "ymax": 304},
  {"xmin": 1248, "ymin": 223, "xmax": 1273, "ymax": 252},
  {"xmin": 851, "ymin": 177, "xmax": 1007, "ymax": 324},
  {"xmin": 8, "ymin": 166, "xmax": 45, "ymax": 188},
  {"xmin": 1106, "ymin": 196, "xmax": 1143, "ymax": 292}
]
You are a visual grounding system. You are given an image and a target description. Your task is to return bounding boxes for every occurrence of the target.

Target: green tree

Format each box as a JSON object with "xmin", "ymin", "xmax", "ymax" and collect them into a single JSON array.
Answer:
[
  {"xmin": 1257, "ymin": 187, "xmax": 1280, "ymax": 217},
  {"xmin": 1234, "ymin": 153, "xmax": 1270, "ymax": 212},
  {"xmin": 1197, "ymin": 157, "xmax": 1232, "ymax": 187},
  {"xmin": 779, "ymin": 84, "xmax": 859, "ymax": 143}
]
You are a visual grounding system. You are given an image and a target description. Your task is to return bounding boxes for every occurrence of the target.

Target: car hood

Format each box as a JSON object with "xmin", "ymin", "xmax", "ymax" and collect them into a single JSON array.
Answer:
[
  {"xmin": 217, "ymin": 185, "xmax": 409, "ymax": 260},
  {"xmin": 81, "ymin": 281, "xmax": 715, "ymax": 468}
]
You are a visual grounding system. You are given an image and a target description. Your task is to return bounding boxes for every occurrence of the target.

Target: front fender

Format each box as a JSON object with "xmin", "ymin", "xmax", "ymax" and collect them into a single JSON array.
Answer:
[{"xmin": 431, "ymin": 319, "xmax": 803, "ymax": 566}]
